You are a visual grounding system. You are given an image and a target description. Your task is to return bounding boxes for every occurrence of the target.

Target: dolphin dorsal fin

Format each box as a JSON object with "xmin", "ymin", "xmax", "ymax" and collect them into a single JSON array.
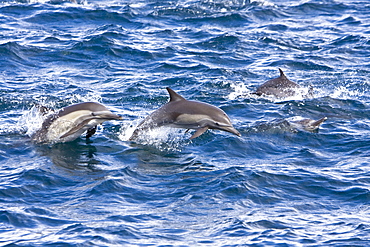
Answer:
[
  {"xmin": 166, "ymin": 87, "xmax": 186, "ymax": 102},
  {"xmin": 278, "ymin": 68, "xmax": 287, "ymax": 78},
  {"xmin": 312, "ymin": 117, "xmax": 328, "ymax": 127}
]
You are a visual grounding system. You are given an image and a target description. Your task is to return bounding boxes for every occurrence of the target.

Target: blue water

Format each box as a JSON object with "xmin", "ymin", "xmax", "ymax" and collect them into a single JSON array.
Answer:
[{"xmin": 1, "ymin": 0, "xmax": 370, "ymax": 246}]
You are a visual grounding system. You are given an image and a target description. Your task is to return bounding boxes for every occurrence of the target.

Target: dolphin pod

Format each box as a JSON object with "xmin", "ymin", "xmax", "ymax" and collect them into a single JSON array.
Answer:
[
  {"xmin": 129, "ymin": 87, "xmax": 241, "ymax": 141},
  {"xmin": 31, "ymin": 102, "xmax": 122, "ymax": 144},
  {"xmin": 31, "ymin": 69, "xmax": 326, "ymax": 144}
]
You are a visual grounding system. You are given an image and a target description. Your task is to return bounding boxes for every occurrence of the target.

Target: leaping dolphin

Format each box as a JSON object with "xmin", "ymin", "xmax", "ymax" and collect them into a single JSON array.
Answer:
[
  {"xmin": 254, "ymin": 68, "xmax": 300, "ymax": 98},
  {"xmin": 129, "ymin": 87, "xmax": 241, "ymax": 141},
  {"xmin": 32, "ymin": 102, "xmax": 122, "ymax": 144}
]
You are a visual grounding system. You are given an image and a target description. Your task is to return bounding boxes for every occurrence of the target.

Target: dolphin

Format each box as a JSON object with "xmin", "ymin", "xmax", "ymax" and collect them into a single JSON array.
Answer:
[
  {"xmin": 129, "ymin": 87, "xmax": 241, "ymax": 140},
  {"xmin": 254, "ymin": 68, "xmax": 300, "ymax": 98},
  {"xmin": 290, "ymin": 117, "xmax": 327, "ymax": 132},
  {"xmin": 32, "ymin": 102, "xmax": 122, "ymax": 144},
  {"xmin": 251, "ymin": 117, "xmax": 327, "ymax": 133}
]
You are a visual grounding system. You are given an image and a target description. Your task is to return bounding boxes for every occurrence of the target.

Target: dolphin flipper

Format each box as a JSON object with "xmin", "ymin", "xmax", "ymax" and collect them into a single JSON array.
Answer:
[
  {"xmin": 189, "ymin": 127, "xmax": 208, "ymax": 140},
  {"xmin": 60, "ymin": 119, "xmax": 93, "ymax": 139},
  {"xmin": 86, "ymin": 126, "xmax": 97, "ymax": 138}
]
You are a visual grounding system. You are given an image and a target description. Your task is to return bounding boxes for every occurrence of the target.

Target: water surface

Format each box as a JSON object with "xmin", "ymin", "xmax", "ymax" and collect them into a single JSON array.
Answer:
[{"xmin": 1, "ymin": 0, "xmax": 370, "ymax": 246}]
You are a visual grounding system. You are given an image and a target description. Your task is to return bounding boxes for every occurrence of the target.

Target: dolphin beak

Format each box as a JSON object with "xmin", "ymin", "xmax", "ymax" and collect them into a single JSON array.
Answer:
[
  {"xmin": 218, "ymin": 126, "xmax": 241, "ymax": 137},
  {"xmin": 92, "ymin": 111, "xmax": 123, "ymax": 120}
]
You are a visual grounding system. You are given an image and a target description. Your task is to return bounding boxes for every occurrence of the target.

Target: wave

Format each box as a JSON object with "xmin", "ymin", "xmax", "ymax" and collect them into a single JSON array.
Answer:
[{"xmin": 1, "ymin": 0, "xmax": 370, "ymax": 246}]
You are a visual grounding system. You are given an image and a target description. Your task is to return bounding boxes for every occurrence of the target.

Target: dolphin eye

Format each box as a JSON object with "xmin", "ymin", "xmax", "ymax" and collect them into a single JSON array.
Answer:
[{"xmin": 215, "ymin": 122, "xmax": 220, "ymax": 126}]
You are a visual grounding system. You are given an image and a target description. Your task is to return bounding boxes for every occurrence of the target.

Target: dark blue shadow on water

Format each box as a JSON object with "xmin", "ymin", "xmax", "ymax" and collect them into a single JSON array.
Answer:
[{"xmin": 34, "ymin": 138, "xmax": 102, "ymax": 172}]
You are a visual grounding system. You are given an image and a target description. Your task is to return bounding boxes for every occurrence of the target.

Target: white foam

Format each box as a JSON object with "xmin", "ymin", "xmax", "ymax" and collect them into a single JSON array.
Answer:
[
  {"xmin": 228, "ymin": 82, "xmax": 251, "ymax": 100},
  {"xmin": 119, "ymin": 120, "xmax": 191, "ymax": 152},
  {"xmin": 17, "ymin": 106, "xmax": 47, "ymax": 137},
  {"xmin": 329, "ymin": 85, "xmax": 363, "ymax": 100},
  {"xmin": 228, "ymin": 80, "xmax": 313, "ymax": 102}
]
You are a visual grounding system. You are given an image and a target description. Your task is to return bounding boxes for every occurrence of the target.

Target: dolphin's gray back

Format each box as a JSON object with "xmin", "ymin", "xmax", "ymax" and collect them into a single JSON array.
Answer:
[
  {"xmin": 292, "ymin": 117, "xmax": 327, "ymax": 131},
  {"xmin": 255, "ymin": 69, "xmax": 299, "ymax": 97},
  {"xmin": 136, "ymin": 100, "xmax": 229, "ymax": 128},
  {"xmin": 165, "ymin": 100, "xmax": 230, "ymax": 123},
  {"xmin": 57, "ymin": 102, "xmax": 108, "ymax": 117},
  {"xmin": 40, "ymin": 102, "xmax": 106, "ymax": 127}
]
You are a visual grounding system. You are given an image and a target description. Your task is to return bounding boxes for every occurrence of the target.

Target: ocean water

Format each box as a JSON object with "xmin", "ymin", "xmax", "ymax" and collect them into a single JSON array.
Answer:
[{"xmin": 1, "ymin": 0, "xmax": 370, "ymax": 246}]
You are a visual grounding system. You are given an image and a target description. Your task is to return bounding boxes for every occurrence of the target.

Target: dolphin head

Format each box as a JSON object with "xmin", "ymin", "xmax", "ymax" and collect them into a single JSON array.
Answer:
[
  {"xmin": 291, "ymin": 117, "xmax": 327, "ymax": 132},
  {"xmin": 194, "ymin": 107, "xmax": 241, "ymax": 137},
  {"xmin": 208, "ymin": 117, "xmax": 241, "ymax": 137}
]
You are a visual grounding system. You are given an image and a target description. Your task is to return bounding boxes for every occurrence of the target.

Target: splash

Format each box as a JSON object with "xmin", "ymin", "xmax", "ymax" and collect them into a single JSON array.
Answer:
[
  {"xmin": 16, "ymin": 92, "xmax": 104, "ymax": 140},
  {"xmin": 17, "ymin": 106, "xmax": 47, "ymax": 138},
  {"xmin": 250, "ymin": 0, "xmax": 275, "ymax": 7},
  {"xmin": 329, "ymin": 85, "xmax": 365, "ymax": 100},
  {"xmin": 27, "ymin": 0, "xmax": 83, "ymax": 4},
  {"xmin": 228, "ymin": 82, "xmax": 251, "ymax": 100},
  {"xmin": 228, "ymin": 81, "xmax": 313, "ymax": 102},
  {"xmin": 118, "ymin": 119, "xmax": 141, "ymax": 142},
  {"xmin": 119, "ymin": 121, "xmax": 191, "ymax": 152}
]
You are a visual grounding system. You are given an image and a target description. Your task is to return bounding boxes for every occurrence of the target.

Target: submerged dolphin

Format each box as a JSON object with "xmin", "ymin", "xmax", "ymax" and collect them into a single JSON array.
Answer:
[
  {"xmin": 32, "ymin": 102, "xmax": 122, "ymax": 144},
  {"xmin": 254, "ymin": 68, "xmax": 300, "ymax": 98},
  {"xmin": 251, "ymin": 117, "xmax": 327, "ymax": 133},
  {"xmin": 129, "ymin": 87, "xmax": 241, "ymax": 140},
  {"xmin": 290, "ymin": 117, "xmax": 327, "ymax": 132}
]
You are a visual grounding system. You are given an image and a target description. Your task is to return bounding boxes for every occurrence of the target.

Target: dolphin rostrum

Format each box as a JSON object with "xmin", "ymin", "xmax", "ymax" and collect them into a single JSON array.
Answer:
[
  {"xmin": 254, "ymin": 68, "xmax": 300, "ymax": 98},
  {"xmin": 32, "ymin": 102, "xmax": 122, "ymax": 144},
  {"xmin": 129, "ymin": 87, "xmax": 241, "ymax": 140}
]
